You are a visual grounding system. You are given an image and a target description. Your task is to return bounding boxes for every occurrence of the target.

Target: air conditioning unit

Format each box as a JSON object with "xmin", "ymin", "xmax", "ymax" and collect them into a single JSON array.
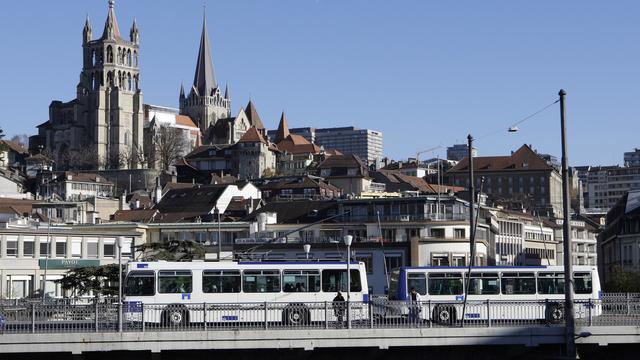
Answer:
[{"xmin": 400, "ymin": 215, "xmax": 410, "ymax": 222}]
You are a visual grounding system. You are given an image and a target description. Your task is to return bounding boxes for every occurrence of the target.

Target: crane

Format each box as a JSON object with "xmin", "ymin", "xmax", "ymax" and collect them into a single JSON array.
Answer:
[{"xmin": 415, "ymin": 145, "xmax": 443, "ymax": 165}]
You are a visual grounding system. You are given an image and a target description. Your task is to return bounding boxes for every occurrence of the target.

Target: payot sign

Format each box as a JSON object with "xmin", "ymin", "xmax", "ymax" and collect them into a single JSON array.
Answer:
[{"xmin": 38, "ymin": 259, "xmax": 101, "ymax": 269}]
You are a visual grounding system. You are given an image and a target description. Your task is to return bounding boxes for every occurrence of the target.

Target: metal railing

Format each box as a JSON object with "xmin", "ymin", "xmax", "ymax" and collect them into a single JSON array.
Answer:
[{"xmin": 1, "ymin": 296, "xmax": 639, "ymax": 334}]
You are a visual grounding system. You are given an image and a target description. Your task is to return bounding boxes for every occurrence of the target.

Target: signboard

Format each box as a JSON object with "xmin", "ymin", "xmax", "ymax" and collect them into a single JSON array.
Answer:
[{"xmin": 38, "ymin": 259, "xmax": 101, "ymax": 269}]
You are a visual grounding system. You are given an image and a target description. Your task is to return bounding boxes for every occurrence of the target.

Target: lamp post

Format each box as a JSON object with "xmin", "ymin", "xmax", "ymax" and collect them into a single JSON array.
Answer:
[
  {"xmin": 343, "ymin": 235, "xmax": 353, "ymax": 329},
  {"xmin": 117, "ymin": 236, "xmax": 123, "ymax": 333},
  {"xmin": 559, "ymin": 89, "xmax": 576, "ymax": 359},
  {"xmin": 303, "ymin": 243, "xmax": 311, "ymax": 260},
  {"xmin": 214, "ymin": 206, "xmax": 221, "ymax": 261}
]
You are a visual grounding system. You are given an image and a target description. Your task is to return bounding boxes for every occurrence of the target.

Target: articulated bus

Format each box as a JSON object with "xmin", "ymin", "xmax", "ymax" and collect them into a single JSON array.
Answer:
[
  {"xmin": 386, "ymin": 265, "xmax": 601, "ymax": 324},
  {"xmin": 123, "ymin": 260, "xmax": 368, "ymax": 326}
]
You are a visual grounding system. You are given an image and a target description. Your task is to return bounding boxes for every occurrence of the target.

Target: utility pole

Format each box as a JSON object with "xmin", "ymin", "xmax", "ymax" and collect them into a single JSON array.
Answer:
[
  {"xmin": 467, "ymin": 134, "xmax": 476, "ymax": 268},
  {"xmin": 559, "ymin": 89, "xmax": 576, "ymax": 359}
]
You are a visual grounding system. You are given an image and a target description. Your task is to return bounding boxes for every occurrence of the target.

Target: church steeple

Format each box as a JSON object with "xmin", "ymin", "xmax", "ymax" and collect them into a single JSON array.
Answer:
[
  {"xmin": 130, "ymin": 18, "xmax": 139, "ymax": 44},
  {"xmin": 224, "ymin": 83, "xmax": 230, "ymax": 100},
  {"xmin": 192, "ymin": 14, "xmax": 217, "ymax": 96},
  {"xmin": 102, "ymin": 0, "xmax": 121, "ymax": 40},
  {"xmin": 275, "ymin": 111, "xmax": 290, "ymax": 143},
  {"xmin": 83, "ymin": 15, "xmax": 92, "ymax": 44}
]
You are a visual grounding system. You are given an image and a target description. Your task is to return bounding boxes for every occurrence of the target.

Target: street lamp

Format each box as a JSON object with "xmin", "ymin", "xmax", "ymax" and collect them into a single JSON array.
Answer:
[
  {"xmin": 343, "ymin": 235, "xmax": 353, "ymax": 329},
  {"xmin": 214, "ymin": 206, "xmax": 221, "ymax": 261},
  {"xmin": 303, "ymin": 243, "xmax": 311, "ymax": 260}
]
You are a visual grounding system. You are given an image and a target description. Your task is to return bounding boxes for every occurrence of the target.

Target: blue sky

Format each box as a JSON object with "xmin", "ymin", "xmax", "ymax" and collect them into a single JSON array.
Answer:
[{"xmin": 0, "ymin": 0, "xmax": 638, "ymax": 166}]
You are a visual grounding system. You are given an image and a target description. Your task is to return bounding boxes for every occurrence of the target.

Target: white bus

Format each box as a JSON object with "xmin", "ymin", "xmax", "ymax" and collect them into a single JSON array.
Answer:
[
  {"xmin": 123, "ymin": 260, "xmax": 369, "ymax": 326},
  {"xmin": 386, "ymin": 265, "xmax": 601, "ymax": 324}
]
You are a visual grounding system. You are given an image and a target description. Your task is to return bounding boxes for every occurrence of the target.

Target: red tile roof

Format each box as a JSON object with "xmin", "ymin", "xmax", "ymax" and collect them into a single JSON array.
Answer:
[
  {"xmin": 449, "ymin": 144, "xmax": 554, "ymax": 173},
  {"xmin": 238, "ymin": 127, "xmax": 268, "ymax": 144},
  {"xmin": 175, "ymin": 115, "xmax": 198, "ymax": 128},
  {"xmin": 276, "ymin": 134, "xmax": 321, "ymax": 154}
]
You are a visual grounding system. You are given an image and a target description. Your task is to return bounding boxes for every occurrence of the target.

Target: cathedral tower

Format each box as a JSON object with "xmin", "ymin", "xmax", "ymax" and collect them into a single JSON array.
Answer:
[
  {"xmin": 179, "ymin": 14, "xmax": 231, "ymax": 142},
  {"xmin": 76, "ymin": 0, "xmax": 144, "ymax": 168}
]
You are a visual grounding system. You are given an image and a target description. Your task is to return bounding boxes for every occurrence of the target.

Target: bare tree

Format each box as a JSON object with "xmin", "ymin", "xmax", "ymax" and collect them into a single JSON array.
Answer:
[
  {"xmin": 9, "ymin": 134, "xmax": 29, "ymax": 148},
  {"xmin": 153, "ymin": 125, "xmax": 187, "ymax": 170}
]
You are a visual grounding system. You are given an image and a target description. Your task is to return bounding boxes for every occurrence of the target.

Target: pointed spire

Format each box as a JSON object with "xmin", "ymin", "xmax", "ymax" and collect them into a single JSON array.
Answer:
[
  {"xmin": 192, "ymin": 12, "xmax": 217, "ymax": 97},
  {"xmin": 224, "ymin": 83, "xmax": 230, "ymax": 99},
  {"xmin": 179, "ymin": 82, "xmax": 186, "ymax": 99},
  {"xmin": 245, "ymin": 100, "xmax": 264, "ymax": 130},
  {"xmin": 130, "ymin": 17, "xmax": 139, "ymax": 44},
  {"xmin": 275, "ymin": 111, "xmax": 290, "ymax": 143},
  {"xmin": 83, "ymin": 15, "xmax": 92, "ymax": 43},
  {"xmin": 102, "ymin": 0, "xmax": 121, "ymax": 40}
]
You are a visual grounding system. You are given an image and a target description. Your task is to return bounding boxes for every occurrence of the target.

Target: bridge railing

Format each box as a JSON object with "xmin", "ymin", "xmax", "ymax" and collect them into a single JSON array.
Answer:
[{"xmin": 1, "ymin": 296, "xmax": 639, "ymax": 334}]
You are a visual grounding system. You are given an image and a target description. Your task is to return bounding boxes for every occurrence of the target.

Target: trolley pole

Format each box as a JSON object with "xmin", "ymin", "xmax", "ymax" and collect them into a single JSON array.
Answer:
[{"xmin": 559, "ymin": 89, "xmax": 576, "ymax": 359}]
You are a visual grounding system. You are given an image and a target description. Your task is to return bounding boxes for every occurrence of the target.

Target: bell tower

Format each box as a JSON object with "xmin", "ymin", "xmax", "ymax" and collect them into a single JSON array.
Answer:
[
  {"xmin": 179, "ymin": 13, "xmax": 231, "ymax": 143},
  {"xmin": 80, "ymin": 0, "xmax": 144, "ymax": 168}
]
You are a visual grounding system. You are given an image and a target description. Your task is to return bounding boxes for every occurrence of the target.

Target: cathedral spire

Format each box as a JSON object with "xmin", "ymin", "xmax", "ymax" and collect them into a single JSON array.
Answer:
[
  {"xmin": 224, "ymin": 83, "xmax": 230, "ymax": 99},
  {"xmin": 275, "ymin": 111, "xmax": 290, "ymax": 143},
  {"xmin": 83, "ymin": 15, "xmax": 92, "ymax": 44},
  {"xmin": 192, "ymin": 12, "xmax": 217, "ymax": 96},
  {"xmin": 180, "ymin": 82, "xmax": 185, "ymax": 99},
  {"xmin": 130, "ymin": 17, "xmax": 139, "ymax": 44},
  {"xmin": 102, "ymin": 0, "xmax": 122, "ymax": 40}
]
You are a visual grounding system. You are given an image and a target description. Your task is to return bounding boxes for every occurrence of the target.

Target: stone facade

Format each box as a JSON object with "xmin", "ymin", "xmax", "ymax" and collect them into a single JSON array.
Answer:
[{"xmin": 31, "ymin": 1, "xmax": 143, "ymax": 170}]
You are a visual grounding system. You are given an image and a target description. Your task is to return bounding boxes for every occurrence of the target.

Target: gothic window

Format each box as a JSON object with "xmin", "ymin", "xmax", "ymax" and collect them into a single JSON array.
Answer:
[
  {"xmin": 107, "ymin": 71, "xmax": 114, "ymax": 87},
  {"xmin": 127, "ymin": 73, "xmax": 132, "ymax": 91},
  {"xmin": 107, "ymin": 46, "xmax": 113, "ymax": 63},
  {"xmin": 134, "ymin": 51, "xmax": 138, "ymax": 66},
  {"xmin": 127, "ymin": 49, "xmax": 132, "ymax": 66}
]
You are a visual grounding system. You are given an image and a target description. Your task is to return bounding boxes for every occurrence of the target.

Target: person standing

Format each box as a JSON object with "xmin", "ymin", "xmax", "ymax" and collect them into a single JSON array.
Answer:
[
  {"xmin": 333, "ymin": 291, "xmax": 345, "ymax": 328},
  {"xmin": 408, "ymin": 287, "xmax": 422, "ymax": 325}
]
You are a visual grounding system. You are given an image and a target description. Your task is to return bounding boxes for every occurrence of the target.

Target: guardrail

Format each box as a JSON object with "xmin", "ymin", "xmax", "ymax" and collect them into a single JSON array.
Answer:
[{"xmin": 1, "ymin": 296, "xmax": 640, "ymax": 334}]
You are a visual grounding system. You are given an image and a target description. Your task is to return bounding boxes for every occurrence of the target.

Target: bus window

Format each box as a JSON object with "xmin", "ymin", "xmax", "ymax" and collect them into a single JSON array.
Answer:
[
  {"xmin": 537, "ymin": 272, "xmax": 564, "ymax": 295},
  {"xmin": 203, "ymin": 270, "xmax": 241, "ymax": 293},
  {"xmin": 466, "ymin": 273, "xmax": 499, "ymax": 295},
  {"xmin": 574, "ymin": 272, "xmax": 593, "ymax": 294},
  {"xmin": 501, "ymin": 272, "xmax": 535, "ymax": 295},
  {"xmin": 243, "ymin": 270, "xmax": 281, "ymax": 293},
  {"xmin": 428, "ymin": 273, "xmax": 463, "ymax": 296},
  {"xmin": 321, "ymin": 269, "xmax": 362, "ymax": 293},
  {"xmin": 283, "ymin": 270, "xmax": 320, "ymax": 292},
  {"xmin": 158, "ymin": 270, "xmax": 192, "ymax": 293},
  {"xmin": 125, "ymin": 271, "xmax": 155, "ymax": 296},
  {"xmin": 407, "ymin": 273, "xmax": 427, "ymax": 295}
]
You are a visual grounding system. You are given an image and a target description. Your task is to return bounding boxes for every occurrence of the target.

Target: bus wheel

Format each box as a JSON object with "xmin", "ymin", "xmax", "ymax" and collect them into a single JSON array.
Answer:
[
  {"xmin": 545, "ymin": 303, "xmax": 564, "ymax": 324},
  {"xmin": 162, "ymin": 305, "xmax": 189, "ymax": 327},
  {"xmin": 433, "ymin": 305, "xmax": 455, "ymax": 325},
  {"xmin": 283, "ymin": 306, "xmax": 309, "ymax": 326}
]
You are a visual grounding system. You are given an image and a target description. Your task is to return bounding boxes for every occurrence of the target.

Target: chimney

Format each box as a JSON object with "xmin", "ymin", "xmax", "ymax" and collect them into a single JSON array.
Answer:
[
  {"xmin": 120, "ymin": 190, "xmax": 127, "ymax": 210},
  {"xmin": 155, "ymin": 177, "xmax": 162, "ymax": 204}
]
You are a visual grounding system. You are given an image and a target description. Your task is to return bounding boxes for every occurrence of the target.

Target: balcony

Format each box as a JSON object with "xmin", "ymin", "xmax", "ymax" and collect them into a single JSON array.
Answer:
[{"xmin": 343, "ymin": 213, "xmax": 467, "ymax": 223}]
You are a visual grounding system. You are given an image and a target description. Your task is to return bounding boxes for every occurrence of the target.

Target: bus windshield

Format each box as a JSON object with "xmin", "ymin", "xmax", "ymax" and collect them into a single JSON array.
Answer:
[{"xmin": 125, "ymin": 271, "xmax": 155, "ymax": 296}]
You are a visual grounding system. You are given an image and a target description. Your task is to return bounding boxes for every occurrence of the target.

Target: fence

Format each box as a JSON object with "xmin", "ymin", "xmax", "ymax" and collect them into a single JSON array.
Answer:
[{"xmin": 1, "ymin": 295, "xmax": 639, "ymax": 334}]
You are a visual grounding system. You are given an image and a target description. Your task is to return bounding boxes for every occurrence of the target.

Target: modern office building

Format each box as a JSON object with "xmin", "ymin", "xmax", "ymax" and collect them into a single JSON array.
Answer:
[
  {"xmin": 624, "ymin": 148, "xmax": 640, "ymax": 167},
  {"xmin": 446, "ymin": 144, "xmax": 476, "ymax": 161}
]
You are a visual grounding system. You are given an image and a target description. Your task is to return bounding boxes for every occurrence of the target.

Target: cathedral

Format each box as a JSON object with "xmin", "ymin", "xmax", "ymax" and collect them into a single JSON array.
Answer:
[
  {"xmin": 31, "ymin": 0, "xmax": 143, "ymax": 169},
  {"xmin": 30, "ymin": 1, "xmax": 266, "ymax": 171}
]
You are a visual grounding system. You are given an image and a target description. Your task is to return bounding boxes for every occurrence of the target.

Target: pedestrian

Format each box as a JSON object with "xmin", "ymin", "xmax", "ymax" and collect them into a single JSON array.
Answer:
[
  {"xmin": 333, "ymin": 291, "xmax": 345, "ymax": 328},
  {"xmin": 408, "ymin": 287, "xmax": 422, "ymax": 325}
]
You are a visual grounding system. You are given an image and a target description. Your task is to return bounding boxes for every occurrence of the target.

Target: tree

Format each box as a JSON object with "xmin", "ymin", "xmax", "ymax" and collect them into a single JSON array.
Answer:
[
  {"xmin": 56, "ymin": 264, "xmax": 121, "ymax": 298},
  {"xmin": 9, "ymin": 134, "xmax": 29, "ymax": 148},
  {"xmin": 135, "ymin": 239, "xmax": 205, "ymax": 261},
  {"xmin": 606, "ymin": 265, "xmax": 640, "ymax": 292},
  {"xmin": 153, "ymin": 125, "xmax": 187, "ymax": 170}
]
